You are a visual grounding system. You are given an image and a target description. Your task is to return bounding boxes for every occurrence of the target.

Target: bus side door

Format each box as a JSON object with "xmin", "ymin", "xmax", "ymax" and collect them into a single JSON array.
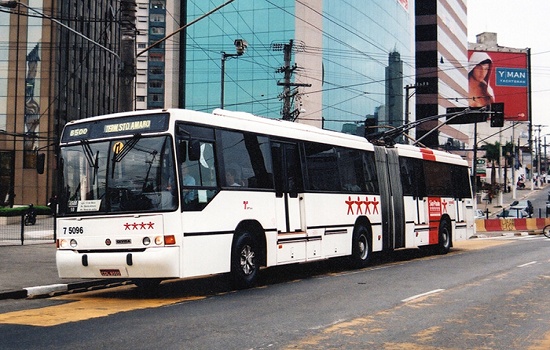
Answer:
[{"xmin": 271, "ymin": 141, "xmax": 305, "ymax": 234}]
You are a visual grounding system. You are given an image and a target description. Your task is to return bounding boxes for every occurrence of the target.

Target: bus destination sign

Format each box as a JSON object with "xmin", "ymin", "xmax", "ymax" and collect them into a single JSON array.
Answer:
[{"xmin": 62, "ymin": 113, "xmax": 170, "ymax": 142}]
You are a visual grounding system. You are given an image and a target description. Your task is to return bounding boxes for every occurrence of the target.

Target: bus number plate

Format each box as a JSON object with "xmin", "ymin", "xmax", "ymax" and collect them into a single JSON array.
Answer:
[{"xmin": 100, "ymin": 269, "xmax": 122, "ymax": 277}]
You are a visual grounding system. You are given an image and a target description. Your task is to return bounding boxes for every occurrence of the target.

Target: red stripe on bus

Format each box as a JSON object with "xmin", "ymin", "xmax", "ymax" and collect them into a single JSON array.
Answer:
[{"xmin": 420, "ymin": 148, "xmax": 436, "ymax": 161}]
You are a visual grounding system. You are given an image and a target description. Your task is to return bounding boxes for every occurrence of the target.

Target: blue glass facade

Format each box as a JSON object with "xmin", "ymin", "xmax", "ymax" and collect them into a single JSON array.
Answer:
[{"xmin": 182, "ymin": 1, "xmax": 414, "ymax": 132}]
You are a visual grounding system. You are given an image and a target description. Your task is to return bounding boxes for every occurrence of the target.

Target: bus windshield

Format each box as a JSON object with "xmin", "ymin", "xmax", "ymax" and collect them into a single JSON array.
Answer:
[{"xmin": 58, "ymin": 135, "xmax": 177, "ymax": 215}]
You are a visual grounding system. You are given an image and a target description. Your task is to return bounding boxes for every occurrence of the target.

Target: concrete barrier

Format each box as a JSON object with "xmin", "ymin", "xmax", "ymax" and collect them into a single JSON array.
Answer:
[{"xmin": 475, "ymin": 218, "xmax": 550, "ymax": 232}]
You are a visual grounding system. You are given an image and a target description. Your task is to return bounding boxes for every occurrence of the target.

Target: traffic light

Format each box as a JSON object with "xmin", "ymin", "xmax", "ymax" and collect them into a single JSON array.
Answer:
[{"xmin": 490, "ymin": 103, "xmax": 504, "ymax": 127}]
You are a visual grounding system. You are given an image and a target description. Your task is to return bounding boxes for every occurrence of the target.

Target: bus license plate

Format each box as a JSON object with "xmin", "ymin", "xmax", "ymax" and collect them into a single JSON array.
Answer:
[{"xmin": 100, "ymin": 269, "xmax": 122, "ymax": 277}]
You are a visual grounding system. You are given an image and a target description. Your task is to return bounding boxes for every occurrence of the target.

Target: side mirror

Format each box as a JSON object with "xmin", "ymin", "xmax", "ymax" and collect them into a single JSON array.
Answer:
[
  {"xmin": 37, "ymin": 153, "xmax": 45, "ymax": 174},
  {"xmin": 188, "ymin": 139, "xmax": 201, "ymax": 161}
]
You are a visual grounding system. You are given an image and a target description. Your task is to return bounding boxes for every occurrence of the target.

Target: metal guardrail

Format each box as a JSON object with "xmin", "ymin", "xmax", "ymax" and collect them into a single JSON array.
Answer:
[{"xmin": 0, "ymin": 215, "xmax": 55, "ymax": 246}]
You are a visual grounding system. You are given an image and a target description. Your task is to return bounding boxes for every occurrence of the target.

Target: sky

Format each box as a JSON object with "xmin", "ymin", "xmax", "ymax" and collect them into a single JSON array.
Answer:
[{"xmin": 468, "ymin": 0, "xmax": 550, "ymax": 136}]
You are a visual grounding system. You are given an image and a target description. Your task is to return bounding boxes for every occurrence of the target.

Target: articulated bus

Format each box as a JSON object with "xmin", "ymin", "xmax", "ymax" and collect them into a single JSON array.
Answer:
[{"xmin": 56, "ymin": 108, "xmax": 475, "ymax": 289}]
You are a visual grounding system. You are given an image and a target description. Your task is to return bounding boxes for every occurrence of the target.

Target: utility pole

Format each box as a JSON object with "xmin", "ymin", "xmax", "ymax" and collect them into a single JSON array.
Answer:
[
  {"xmin": 275, "ymin": 40, "xmax": 310, "ymax": 121},
  {"xmin": 119, "ymin": 0, "xmax": 136, "ymax": 112}
]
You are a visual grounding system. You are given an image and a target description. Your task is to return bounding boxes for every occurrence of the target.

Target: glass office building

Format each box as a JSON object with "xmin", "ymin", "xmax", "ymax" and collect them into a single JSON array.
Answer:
[{"xmin": 182, "ymin": 0, "xmax": 415, "ymax": 133}]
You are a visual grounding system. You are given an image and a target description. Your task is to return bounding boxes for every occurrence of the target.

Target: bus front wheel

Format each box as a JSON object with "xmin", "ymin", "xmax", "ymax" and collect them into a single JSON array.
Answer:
[{"xmin": 231, "ymin": 232, "xmax": 259, "ymax": 289}]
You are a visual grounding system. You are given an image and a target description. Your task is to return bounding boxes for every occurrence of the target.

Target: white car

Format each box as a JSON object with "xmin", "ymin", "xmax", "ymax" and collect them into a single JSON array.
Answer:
[
  {"xmin": 497, "ymin": 209, "xmax": 529, "ymax": 218},
  {"xmin": 474, "ymin": 209, "xmax": 485, "ymax": 219}
]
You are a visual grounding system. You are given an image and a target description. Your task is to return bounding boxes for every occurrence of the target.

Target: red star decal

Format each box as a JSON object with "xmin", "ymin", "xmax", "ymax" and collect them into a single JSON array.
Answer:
[
  {"xmin": 346, "ymin": 196, "xmax": 355, "ymax": 215},
  {"xmin": 364, "ymin": 197, "xmax": 371, "ymax": 214},
  {"xmin": 147, "ymin": 222, "xmax": 154, "ymax": 229},
  {"xmin": 124, "ymin": 223, "xmax": 131, "ymax": 230},
  {"xmin": 371, "ymin": 197, "xmax": 379, "ymax": 214},
  {"xmin": 441, "ymin": 200, "xmax": 448, "ymax": 213},
  {"xmin": 355, "ymin": 196, "xmax": 363, "ymax": 214}
]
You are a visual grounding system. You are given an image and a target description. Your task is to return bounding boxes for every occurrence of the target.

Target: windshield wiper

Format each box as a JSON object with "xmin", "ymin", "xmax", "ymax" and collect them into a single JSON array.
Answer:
[
  {"xmin": 111, "ymin": 134, "xmax": 141, "ymax": 178},
  {"xmin": 112, "ymin": 133, "xmax": 141, "ymax": 163}
]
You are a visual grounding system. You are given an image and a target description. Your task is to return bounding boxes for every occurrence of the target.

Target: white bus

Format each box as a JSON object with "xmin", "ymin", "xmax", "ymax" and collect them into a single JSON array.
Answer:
[{"xmin": 56, "ymin": 108, "xmax": 475, "ymax": 289}]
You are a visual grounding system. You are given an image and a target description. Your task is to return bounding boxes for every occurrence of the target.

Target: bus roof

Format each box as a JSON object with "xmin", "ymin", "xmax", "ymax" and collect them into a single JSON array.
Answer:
[{"xmin": 63, "ymin": 108, "xmax": 468, "ymax": 166}]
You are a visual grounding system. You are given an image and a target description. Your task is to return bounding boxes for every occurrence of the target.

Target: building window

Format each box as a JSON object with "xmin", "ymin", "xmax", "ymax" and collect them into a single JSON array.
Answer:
[
  {"xmin": 149, "ymin": 53, "xmax": 164, "ymax": 62},
  {"xmin": 149, "ymin": 80, "xmax": 163, "ymax": 89},
  {"xmin": 149, "ymin": 67, "xmax": 164, "ymax": 75},
  {"xmin": 150, "ymin": 14, "xmax": 165, "ymax": 22},
  {"xmin": 151, "ymin": 1, "xmax": 165, "ymax": 9},
  {"xmin": 151, "ymin": 94, "xmax": 163, "ymax": 102},
  {"xmin": 150, "ymin": 27, "xmax": 165, "ymax": 35}
]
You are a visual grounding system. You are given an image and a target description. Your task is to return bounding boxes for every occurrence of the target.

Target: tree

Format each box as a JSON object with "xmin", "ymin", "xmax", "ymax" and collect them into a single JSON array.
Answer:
[{"xmin": 483, "ymin": 142, "xmax": 501, "ymax": 186}]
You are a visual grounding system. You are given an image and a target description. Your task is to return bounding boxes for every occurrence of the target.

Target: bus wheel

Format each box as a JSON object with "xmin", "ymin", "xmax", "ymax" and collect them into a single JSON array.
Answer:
[
  {"xmin": 231, "ymin": 232, "xmax": 259, "ymax": 289},
  {"xmin": 350, "ymin": 227, "xmax": 371, "ymax": 268},
  {"xmin": 438, "ymin": 219, "xmax": 451, "ymax": 255}
]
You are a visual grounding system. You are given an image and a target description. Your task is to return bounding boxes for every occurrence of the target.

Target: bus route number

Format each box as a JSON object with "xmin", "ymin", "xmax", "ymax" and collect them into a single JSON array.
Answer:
[{"xmin": 63, "ymin": 226, "xmax": 84, "ymax": 235}]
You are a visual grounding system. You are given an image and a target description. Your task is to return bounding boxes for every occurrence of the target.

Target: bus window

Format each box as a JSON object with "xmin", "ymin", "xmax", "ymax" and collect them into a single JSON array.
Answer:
[
  {"xmin": 304, "ymin": 142, "xmax": 339, "ymax": 191},
  {"xmin": 179, "ymin": 141, "xmax": 218, "ymax": 211},
  {"xmin": 338, "ymin": 147, "xmax": 366, "ymax": 192},
  {"xmin": 217, "ymin": 130, "xmax": 273, "ymax": 189},
  {"xmin": 363, "ymin": 151, "xmax": 379, "ymax": 194},
  {"xmin": 176, "ymin": 123, "xmax": 218, "ymax": 211}
]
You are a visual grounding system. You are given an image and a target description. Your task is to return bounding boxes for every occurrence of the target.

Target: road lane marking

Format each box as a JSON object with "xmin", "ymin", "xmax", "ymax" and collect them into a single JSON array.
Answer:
[
  {"xmin": 0, "ymin": 286, "xmax": 205, "ymax": 327},
  {"xmin": 401, "ymin": 289, "xmax": 445, "ymax": 303},
  {"xmin": 518, "ymin": 261, "xmax": 537, "ymax": 268}
]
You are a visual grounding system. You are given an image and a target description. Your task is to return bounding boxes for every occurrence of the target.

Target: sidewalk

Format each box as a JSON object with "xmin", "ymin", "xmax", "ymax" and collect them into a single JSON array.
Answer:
[
  {"xmin": 0, "ymin": 184, "xmax": 546, "ymax": 300},
  {"xmin": 477, "ymin": 181, "xmax": 547, "ymax": 218},
  {"xmin": 0, "ymin": 242, "xmax": 110, "ymax": 299}
]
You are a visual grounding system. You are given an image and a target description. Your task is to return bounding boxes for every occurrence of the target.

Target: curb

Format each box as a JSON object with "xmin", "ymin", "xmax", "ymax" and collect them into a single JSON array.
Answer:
[
  {"xmin": 470, "ymin": 231, "xmax": 540, "ymax": 239},
  {"xmin": 0, "ymin": 279, "xmax": 121, "ymax": 300}
]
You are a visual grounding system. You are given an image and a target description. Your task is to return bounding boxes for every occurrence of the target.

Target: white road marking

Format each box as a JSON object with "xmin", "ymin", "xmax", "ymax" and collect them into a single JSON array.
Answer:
[{"xmin": 401, "ymin": 288, "xmax": 445, "ymax": 303}]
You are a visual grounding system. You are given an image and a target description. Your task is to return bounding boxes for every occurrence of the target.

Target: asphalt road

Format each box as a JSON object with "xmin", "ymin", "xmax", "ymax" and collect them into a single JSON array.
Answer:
[{"xmin": 1, "ymin": 234, "xmax": 550, "ymax": 349}]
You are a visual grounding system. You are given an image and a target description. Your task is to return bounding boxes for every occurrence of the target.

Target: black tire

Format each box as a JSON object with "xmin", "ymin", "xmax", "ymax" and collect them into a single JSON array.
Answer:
[
  {"xmin": 438, "ymin": 219, "xmax": 451, "ymax": 254},
  {"xmin": 543, "ymin": 225, "xmax": 550, "ymax": 239},
  {"xmin": 350, "ymin": 226, "xmax": 371, "ymax": 268},
  {"xmin": 230, "ymin": 232, "xmax": 259, "ymax": 289}
]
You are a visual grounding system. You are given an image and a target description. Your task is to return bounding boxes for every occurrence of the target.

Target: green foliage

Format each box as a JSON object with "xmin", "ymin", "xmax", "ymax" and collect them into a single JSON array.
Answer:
[{"xmin": 0, "ymin": 205, "xmax": 52, "ymax": 217}]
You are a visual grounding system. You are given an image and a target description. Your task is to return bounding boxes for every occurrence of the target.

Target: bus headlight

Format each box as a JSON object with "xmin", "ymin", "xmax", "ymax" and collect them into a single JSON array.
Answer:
[
  {"xmin": 154, "ymin": 236, "xmax": 163, "ymax": 245},
  {"xmin": 143, "ymin": 237, "xmax": 151, "ymax": 246},
  {"xmin": 70, "ymin": 239, "xmax": 78, "ymax": 248},
  {"xmin": 58, "ymin": 239, "xmax": 69, "ymax": 248}
]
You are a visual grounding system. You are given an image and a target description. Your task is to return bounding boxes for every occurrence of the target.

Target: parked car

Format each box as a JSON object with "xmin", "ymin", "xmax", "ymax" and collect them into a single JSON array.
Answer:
[
  {"xmin": 497, "ymin": 209, "xmax": 529, "ymax": 219},
  {"xmin": 474, "ymin": 209, "xmax": 485, "ymax": 219},
  {"xmin": 509, "ymin": 200, "xmax": 533, "ymax": 217}
]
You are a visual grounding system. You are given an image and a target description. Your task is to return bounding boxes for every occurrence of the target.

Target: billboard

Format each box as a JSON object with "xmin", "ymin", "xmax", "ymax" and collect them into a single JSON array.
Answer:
[{"xmin": 468, "ymin": 50, "xmax": 529, "ymax": 121}]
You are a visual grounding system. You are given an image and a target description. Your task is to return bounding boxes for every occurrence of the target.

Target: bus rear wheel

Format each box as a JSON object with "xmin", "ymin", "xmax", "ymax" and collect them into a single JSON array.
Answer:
[
  {"xmin": 350, "ymin": 227, "xmax": 371, "ymax": 268},
  {"xmin": 231, "ymin": 232, "xmax": 259, "ymax": 289},
  {"xmin": 438, "ymin": 219, "xmax": 451, "ymax": 254}
]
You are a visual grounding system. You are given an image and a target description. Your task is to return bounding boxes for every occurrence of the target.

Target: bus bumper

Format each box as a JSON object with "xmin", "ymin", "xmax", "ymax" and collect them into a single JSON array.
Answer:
[{"xmin": 56, "ymin": 247, "xmax": 181, "ymax": 279}]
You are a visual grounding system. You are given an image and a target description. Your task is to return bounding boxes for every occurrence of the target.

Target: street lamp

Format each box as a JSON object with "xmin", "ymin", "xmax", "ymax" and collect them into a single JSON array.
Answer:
[{"xmin": 220, "ymin": 39, "xmax": 248, "ymax": 109}]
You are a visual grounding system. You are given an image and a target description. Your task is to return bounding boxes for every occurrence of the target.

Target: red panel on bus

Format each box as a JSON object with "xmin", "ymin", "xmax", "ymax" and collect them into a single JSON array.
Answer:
[
  {"xmin": 420, "ymin": 148, "xmax": 436, "ymax": 161},
  {"xmin": 428, "ymin": 197, "xmax": 442, "ymax": 244}
]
